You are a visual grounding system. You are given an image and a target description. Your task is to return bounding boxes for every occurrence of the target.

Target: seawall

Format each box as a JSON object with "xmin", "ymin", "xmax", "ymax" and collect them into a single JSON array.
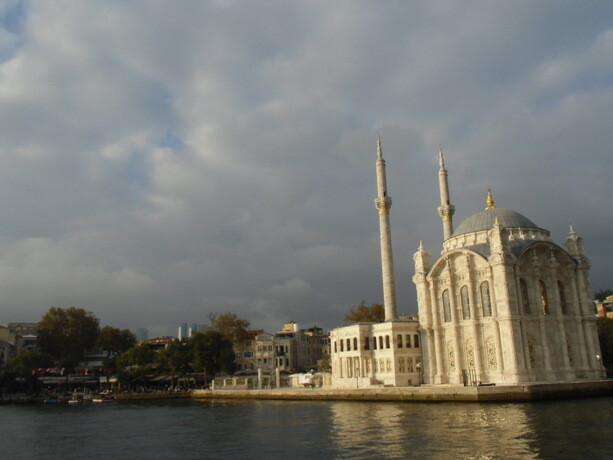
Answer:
[{"xmin": 190, "ymin": 380, "xmax": 613, "ymax": 402}]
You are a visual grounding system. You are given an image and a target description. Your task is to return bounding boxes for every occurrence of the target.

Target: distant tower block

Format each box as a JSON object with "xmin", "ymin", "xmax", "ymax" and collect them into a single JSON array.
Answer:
[
  {"xmin": 374, "ymin": 136, "xmax": 397, "ymax": 321},
  {"xmin": 437, "ymin": 147, "xmax": 455, "ymax": 241}
]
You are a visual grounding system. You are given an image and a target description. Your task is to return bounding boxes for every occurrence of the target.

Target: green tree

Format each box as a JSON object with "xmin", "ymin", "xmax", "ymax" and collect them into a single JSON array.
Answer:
[
  {"xmin": 344, "ymin": 301, "xmax": 385, "ymax": 323},
  {"xmin": 97, "ymin": 326, "xmax": 137, "ymax": 359},
  {"xmin": 37, "ymin": 307, "xmax": 100, "ymax": 368},
  {"xmin": 190, "ymin": 330, "xmax": 236, "ymax": 381},
  {"xmin": 10, "ymin": 351, "xmax": 53, "ymax": 394},
  {"xmin": 157, "ymin": 339, "xmax": 192, "ymax": 386},
  {"xmin": 209, "ymin": 312, "xmax": 250, "ymax": 342},
  {"xmin": 115, "ymin": 345, "xmax": 156, "ymax": 387}
]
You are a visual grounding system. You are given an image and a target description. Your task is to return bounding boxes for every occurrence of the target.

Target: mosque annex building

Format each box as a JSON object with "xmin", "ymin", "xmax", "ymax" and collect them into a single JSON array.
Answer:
[{"xmin": 330, "ymin": 140, "xmax": 604, "ymax": 388}]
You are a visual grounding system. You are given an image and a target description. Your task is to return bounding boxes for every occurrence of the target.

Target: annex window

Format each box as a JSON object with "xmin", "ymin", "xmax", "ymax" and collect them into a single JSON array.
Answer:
[
  {"xmin": 414, "ymin": 334, "xmax": 419, "ymax": 348},
  {"xmin": 406, "ymin": 334, "xmax": 411, "ymax": 348},
  {"xmin": 461, "ymin": 285, "xmax": 471, "ymax": 320},
  {"xmin": 442, "ymin": 289, "xmax": 452, "ymax": 322},
  {"xmin": 378, "ymin": 336, "xmax": 383, "ymax": 349},
  {"xmin": 334, "ymin": 341, "xmax": 337, "ymax": 353},
  {"xmin": 353, "ymin": 337, "xmax": 358, "ymax": 350},
  {"xmin": 340, "ymin": 340, "xmax": 344, "ymax": 352},
  {"xmin": 540, "ymin": 280, "xmax": 549, "ymax": 314},
  {"xmin": 346, "ymin": 338, "xmax": 351, "ymax": 351},
  {"xmin": 480, "ymin": 281, "xmax": 492, "ymax": 317},
  {"xmin": 397, "ymin": 334, "xmax": 403, "ymax": 348},
  {"xmin": 385, "ymin": 335, "xmax": 390, "ymax": 349},
  {"xmin": 558, "ymin": 281, "xmax": 568, "ymax": 315},
  {"xmin": 373, "ymin": 337, "xmax": 377, "ymax": 350},
  {"xmin": 364, "ymin": 336, "xmax": 370, "ymax": 350},
  {"xmin": 520, "ymin": 278, "xmax": 531, "ymax": 314}
]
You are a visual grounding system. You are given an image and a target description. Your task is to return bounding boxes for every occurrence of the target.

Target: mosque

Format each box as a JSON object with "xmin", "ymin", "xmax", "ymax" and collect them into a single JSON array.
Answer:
[{"xmin": 330, "ymin": 138, "xmax": 604, "ymax": 388}]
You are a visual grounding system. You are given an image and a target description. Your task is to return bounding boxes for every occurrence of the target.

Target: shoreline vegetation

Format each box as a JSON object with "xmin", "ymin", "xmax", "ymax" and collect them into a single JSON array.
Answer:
[{"xmin": 2, "ymin": 380, "xmax": 611, "ymax": 404}]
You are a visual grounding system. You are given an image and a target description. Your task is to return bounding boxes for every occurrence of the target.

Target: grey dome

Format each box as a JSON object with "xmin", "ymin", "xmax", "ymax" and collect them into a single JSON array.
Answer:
[{"xmin": 453, "ymin": 208, "xmax": 540, "ymax": 236}]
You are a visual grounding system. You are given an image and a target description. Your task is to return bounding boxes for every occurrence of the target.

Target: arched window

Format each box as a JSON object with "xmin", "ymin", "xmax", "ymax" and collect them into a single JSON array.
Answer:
[
  {"xmin": 364, "ymin": 336, "xmax": 370, "ymax": 350},
  {"xmin": 340, "ymin": 340, "xmax": 344, "ymax": 352},
  {"xmin": 461, "ymin": 285, "xmax": 471, "ymax": 319},
  {"xmin": 346, "ymin": 338, "xmax": 351, "ymax": 351},
  {"xmin": 442, "ymin": 290, "xmax": 451, "ymax": 322},
  {"xmin": 558, "ymin": 281, "xmax": 568, "ymax": 314},
  {"xmin": 480, "ymin": 281, "xmax": 492, "ymax": 317},
  {"xmin": 397, "ymin": 334, "xmax": 403, "ymax": 348},
  {"xmin": 406, "ymin": 334, "xmax": 411, "ymax": 347},
  {"xmin": 385, "ymin": 335, "xmax": 390, "ymax": 349},
  {"xmin": 520, "ymin": 278, "xmax": 531, "ymax": 314},
  {"xmin": 539, "ymin": 280, "xmax": 549, "ymax": 314},
  {"xmin": 373, "ymin": 337, "xmax": 377, "ymax": 350},
  {"xmin": 379, "ymin": 336, "xmax": 383, "ymax": 349},
  {"xmin": 353, "ymin": 337, "xmax": 358, "ymax": 350},
  {"xmin": 414, "ymin": 334, "xmax": 420, "ymax": 348}
]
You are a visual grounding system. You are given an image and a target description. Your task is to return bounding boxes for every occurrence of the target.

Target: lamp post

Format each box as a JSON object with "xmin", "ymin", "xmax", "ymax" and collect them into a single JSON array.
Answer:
[{"xmin": 416, "ymin": 362, "xmax": 422, "ymax": 385}]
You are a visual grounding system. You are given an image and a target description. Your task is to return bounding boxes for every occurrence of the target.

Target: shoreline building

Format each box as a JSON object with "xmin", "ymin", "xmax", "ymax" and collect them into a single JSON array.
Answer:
[{"xmin": 331, "ymin": 140, "xmax": 604, "ymax": 388}]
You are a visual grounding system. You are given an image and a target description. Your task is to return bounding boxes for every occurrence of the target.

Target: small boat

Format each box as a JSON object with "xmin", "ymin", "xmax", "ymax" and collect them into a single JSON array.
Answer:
[{"xmin": 92, "ymin": 391, "xmax": 115, "ymax": 403}]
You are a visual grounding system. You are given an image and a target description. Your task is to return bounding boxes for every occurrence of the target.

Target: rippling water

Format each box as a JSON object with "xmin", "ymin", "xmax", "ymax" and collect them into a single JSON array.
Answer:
[{"xmin": 1, "ymin": 397, "xmax": 612, "ymax": 459}]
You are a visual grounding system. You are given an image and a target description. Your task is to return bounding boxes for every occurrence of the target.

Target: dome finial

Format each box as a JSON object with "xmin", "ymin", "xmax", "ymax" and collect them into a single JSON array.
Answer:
[{"xmin": 485, "ymin": 189, "xmax": 495, "ymax": 210}]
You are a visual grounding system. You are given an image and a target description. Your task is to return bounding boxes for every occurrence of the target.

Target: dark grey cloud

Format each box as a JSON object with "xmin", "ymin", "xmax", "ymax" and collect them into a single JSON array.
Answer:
[{"xmin": 0, "ymin": 1, "xmax": 611, "ymax": 336}]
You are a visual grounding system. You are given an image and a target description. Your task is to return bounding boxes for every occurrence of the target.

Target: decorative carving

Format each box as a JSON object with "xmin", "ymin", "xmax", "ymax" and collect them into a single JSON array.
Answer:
[
  {"xmin": 527, "ymin": 335, "xmax": 537, "ymax": 368},
  {"xmin": 486, "ymin": 336, "xmax": 497, "ymax": 370},
  {"xmin": 374, "ymin": 196, "xmax": 392, "ymax": 214},
  {"xmin": 465, "ymin": 338, "xmax": 475, "ymax": 370},
  {"xmin": 446, "ymin": 340, "xmax": 456, "ymax": 372},
  {"xmin": 438, "ymin": 204, "xmax": 455, "ymax": 222}
]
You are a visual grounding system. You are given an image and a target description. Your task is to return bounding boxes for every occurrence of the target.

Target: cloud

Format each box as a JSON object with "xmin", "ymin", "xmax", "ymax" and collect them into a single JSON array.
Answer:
[{"xmin": 0, "ymin": 1, "xmax": 611, "ymax": 335}]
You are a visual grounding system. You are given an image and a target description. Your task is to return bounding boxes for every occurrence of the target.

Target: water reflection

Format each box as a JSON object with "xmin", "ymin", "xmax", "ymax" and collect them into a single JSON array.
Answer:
[
  {"xmin": 330, "ymin": 401, "xmax": 540, "ymax": 458},
  {"xmin": 1, "ymin": 398, "xmax": 611, "ymax": 459}
]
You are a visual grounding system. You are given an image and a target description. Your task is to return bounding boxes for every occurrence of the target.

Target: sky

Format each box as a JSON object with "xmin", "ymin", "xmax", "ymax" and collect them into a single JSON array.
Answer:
[{"xmin": 0, "ymin": 1, "xmax": 611, "ymax": 337}]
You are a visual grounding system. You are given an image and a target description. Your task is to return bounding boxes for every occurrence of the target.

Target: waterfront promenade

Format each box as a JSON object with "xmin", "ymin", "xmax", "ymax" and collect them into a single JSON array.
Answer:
[{"xmin": 191, "ymin": 379, "xmax": 613, "ymax": 402}]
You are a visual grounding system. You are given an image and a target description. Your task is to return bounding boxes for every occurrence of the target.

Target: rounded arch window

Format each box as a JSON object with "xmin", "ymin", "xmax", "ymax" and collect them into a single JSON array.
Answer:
[
  {"xmin": 442, "ymin": 290, "xmax": 451, "ymax": 322},
  {"xmin": 461, "ymin": 285, "xmax": 471, "ymax": 320},
  {"xmin": 480, "ymin": 281, "xmax": 492, "ymax": 317}
]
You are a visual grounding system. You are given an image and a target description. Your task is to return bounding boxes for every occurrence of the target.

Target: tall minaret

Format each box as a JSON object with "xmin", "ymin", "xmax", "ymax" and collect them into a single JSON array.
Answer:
[
  {"xmin": 437, "ymin": 147, "xmax": 455, "ymax": 240},
  {"xmin": 374, "ymin": 135, "xmax": 397, "ymax": 321}
]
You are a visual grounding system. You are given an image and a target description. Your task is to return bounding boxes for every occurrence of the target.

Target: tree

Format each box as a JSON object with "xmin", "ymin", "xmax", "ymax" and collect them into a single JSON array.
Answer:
[
  {"xmin": 37, "ymin": 307, "xmax": 100, "ymax": 368},
  {"xmin": 595, "ymin": 289, "xmax": 613, "ymax": 301},
  {"xmin": 209, "ymin": 312, "xmax": 250, "ymax": 342},
  {"xmin": 190, "ymin": 330, "xmax": 236, "ymax": 381},
  {"xmin": 318, "ymin": 353, "xmax": 331, "ymax": 373},
  {"xmin": 157, "ymin": 339, "xmax": 192, "ymax": 386},
  {"xmin": 344, "ymin": 301, "xmax": 385, "ymax": 323},
  {"xmin": 115, "ymin": 344, "xmax": 156, "ymax": 387},
  {"xmin": 97, "ymin": 326, "xmax": 137, "ymax": 359},
  {"xmin": 10, "ymin": 351, "xmax": 53, "ymax": 394}
]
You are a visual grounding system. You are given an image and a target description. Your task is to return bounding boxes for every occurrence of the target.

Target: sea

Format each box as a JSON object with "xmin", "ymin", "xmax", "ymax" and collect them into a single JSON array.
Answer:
[{"xmin": 1, "ymin": 397, "xmax": 612, "ymax": 459}]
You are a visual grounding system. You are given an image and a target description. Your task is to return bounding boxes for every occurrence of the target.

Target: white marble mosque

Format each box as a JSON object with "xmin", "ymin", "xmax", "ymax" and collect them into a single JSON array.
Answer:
[{"xmin": 330, "ymin": 139, "xmax": 605, "ymax": 388}]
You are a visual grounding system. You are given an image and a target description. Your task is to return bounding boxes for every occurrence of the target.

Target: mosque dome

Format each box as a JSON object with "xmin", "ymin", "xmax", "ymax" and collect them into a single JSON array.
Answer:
[
  {"xmin": 452, "ymin": 191, "xmax": 540, "ymax": 237},
  {"xmin": 453, "ymin": 208, "xmax": 540, "ymax": 236}
]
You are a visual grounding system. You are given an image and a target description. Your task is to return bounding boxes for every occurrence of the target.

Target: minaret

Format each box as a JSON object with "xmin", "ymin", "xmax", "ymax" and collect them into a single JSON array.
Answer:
[
  {"xmin": 437, "ymin": 147, "xmax": 455, "ymax": 240},
  {"xmin": 374, "ymin": 135, "xmax": 397, "ymax": 321}
]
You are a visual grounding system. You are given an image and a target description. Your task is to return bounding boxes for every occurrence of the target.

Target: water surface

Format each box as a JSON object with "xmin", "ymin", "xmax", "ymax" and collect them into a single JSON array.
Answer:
[{"xmin": 1, "ymin": 397, "xmax": 611, "ymax": 459}]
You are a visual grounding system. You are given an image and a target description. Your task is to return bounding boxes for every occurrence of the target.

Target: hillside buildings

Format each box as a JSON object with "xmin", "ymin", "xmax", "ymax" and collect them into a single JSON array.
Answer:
[
  {"xmin": 235, "ymin": 322, "xmax": 329, "ymax": 374},
  {"xmin": 331, "ymin": 139, "xmax": 605, "ymax": 388}
]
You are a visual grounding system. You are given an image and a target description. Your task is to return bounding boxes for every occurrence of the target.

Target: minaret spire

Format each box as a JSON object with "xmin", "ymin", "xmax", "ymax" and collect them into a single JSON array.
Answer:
[
  {"xmin": 437, "ymin": 146, "xmax": 455, "ymax": 240},
  {"xmin": 374, "ymin": 136, "xmax": 397, "ymax": 321}
]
